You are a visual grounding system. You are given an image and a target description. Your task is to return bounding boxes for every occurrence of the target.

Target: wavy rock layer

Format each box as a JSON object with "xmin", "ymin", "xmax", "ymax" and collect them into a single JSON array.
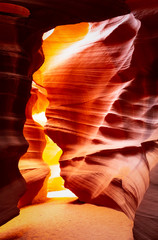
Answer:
[
  {"xmin": 19, "ymin": 86, "xmax": 50, "ymax": 208},
  {"xmin": 44, "ymin": 11, "xmax": 158, "ymax": 220},
  {"xmin": 0, "ymin": 3, "xmax": 44, "ymax": 226},
  {"xmin": 133, "ymin": 142, "xmax": 158, "ymax": 240},
  {"xmin": 0, "ymin": 10, "xmax": 29, "ymax": 226},
  {"xmin": 1, "ymin": 2, "xmax": 158, "ymax": 237},
  {"xmin": 0, "ymin": 0, "xmax": 129, "ymax": 226},
  {"xmin": 132, "ymin": 7, "xmax": 158, "ymax": 240}
]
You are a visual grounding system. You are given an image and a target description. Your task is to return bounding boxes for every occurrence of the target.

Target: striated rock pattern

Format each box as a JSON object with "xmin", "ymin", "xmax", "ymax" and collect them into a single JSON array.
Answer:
[
  {"xmin": 0, "ymin": 0, "xmax": 130, "ymax": 226},
  {"xmin": 131, "ymin": 5, "xmax": 158, "ymax": 239},
  {"xmin": 0, "ymin": 2, "xmax": 44, "ymax": 226},
  {"xmin": 0, "ymin": 2, "xmax": 157, "ymax": 237},
  {"xmin": 44, "ymin": 10, "xmax": 158, "ymax": 220},
  {"xmin": 133, "ymin": 141, "xmax": 158, "ymax": 240},
  {"xmin": 0, "ymin": 4, "xmax": 31, "ymax": 226},
  {"xmin": 18, "ymin": 86, "xmax": 50, "ymax": 208}
]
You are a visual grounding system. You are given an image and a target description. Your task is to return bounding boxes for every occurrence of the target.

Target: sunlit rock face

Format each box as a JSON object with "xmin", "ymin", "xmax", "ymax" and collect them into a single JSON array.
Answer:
[
  {"xmin": 0, "ymin": 0, "xmax": 130, "ymax": 226},
  {"xmin": 18, "ymin": 86, "xmax": 50, "ymax": 208},
  {"xmin": 44, "ymin": 11, "xmax": 158, "ymax": 220},
  {"xmin": 0, "ymin": 1, "xmax": 157, "ymax": 236}
]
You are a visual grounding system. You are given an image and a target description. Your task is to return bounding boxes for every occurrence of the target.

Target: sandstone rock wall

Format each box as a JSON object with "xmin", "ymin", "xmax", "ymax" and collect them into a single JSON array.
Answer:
[{"xmin": 0, "ymin": 3, "xmax": 157, "ymax": 239}]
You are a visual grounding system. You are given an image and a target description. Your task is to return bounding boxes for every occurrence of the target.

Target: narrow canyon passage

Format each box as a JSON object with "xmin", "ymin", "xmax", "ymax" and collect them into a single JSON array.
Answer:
[{"xmin": 0, "ymin": 1, "xmax": 158, "ymax": 240}]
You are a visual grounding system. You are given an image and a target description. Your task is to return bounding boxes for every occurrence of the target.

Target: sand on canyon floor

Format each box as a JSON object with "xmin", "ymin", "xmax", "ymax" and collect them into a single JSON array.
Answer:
[{"xmin": 0, "ymin": 197, "xmax": 133, "ymax": 240}]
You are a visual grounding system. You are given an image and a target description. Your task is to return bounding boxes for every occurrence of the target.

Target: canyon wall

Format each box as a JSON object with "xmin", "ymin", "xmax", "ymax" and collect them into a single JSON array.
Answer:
[{"xmin": 0, "ymin": 2, "xmax": 157, "ymax": 239}]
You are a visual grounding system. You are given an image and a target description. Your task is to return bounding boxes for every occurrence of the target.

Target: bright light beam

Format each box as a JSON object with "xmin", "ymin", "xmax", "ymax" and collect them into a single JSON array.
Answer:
[
  {"xmin": 47, "ymin": 189, "xmax": 77, "ymax": 198},
  {"xmin": 43, "ymin": 29, "xmax": 55, "ymax": 40},
  {"xmin": 32, "ymin": 111, "xmax": 47, "ymax": 126}
]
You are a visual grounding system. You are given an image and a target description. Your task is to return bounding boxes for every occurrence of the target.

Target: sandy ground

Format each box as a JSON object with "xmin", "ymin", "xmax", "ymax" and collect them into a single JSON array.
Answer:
[{"xmin": 0, "ymin": 197, "xmax": 133, "ymax": 240}]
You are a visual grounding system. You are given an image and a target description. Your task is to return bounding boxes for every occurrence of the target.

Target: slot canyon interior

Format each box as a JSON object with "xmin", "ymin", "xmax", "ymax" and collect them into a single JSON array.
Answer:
[{"xmin": 0, "ymin": 1, "xmax": 158, "ymax": 239}]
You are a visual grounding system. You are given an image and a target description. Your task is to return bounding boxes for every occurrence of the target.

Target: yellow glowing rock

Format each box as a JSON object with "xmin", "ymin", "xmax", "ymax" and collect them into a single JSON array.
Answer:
[{"xmin": 33, "ymin": 23, "xmax": 89, "ymax": 86}]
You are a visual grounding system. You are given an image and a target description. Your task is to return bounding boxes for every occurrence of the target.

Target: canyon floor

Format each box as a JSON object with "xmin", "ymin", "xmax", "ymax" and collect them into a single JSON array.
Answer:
[{"xmin": 0, "ymin": 197, "xmax": 133, "ymax": 240}]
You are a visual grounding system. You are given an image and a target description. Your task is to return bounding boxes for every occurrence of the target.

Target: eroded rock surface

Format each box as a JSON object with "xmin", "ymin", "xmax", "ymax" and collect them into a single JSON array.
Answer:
[
  {"xmin": 0, "ymin": 2, "xmax": 44, "ymax": 226},
  {"xmin": 0, "ymin": 2, "xmax": 157, "ymax": 238},
  {"xmin": 0, "ymin": 0, "xmax": 130, "ymax": 226},
  {"xmin": 19, "ymin": 86, "xmax": 50, "ymax": 208},
  {"xmin": 44, "ymin": 11, "xmax": 158, "ymax": 220}
]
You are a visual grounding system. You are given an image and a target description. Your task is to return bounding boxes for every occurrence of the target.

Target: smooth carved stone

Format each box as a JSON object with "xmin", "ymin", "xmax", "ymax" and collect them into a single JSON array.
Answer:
[
  {"xmin": 0, "ymin": 0, "xmax": 130, "ymax": 226},
  {"xmin": 44, "ymin": 11, "xmax": 158, "ymax": 220},
  {"xmin": 131, "ymin": 6, "xmax": 158, "ymax": 239},
  {"xmin": 33, "ymin": 22, "xmax": 89, "ymax": 86},
  {"xmin": 133, "ymin": 141, "xmax": 158, "ymax": 240},
  {"xmin": 0, "ymin": 3, "xmax": 44, "ymax": 226},
  {"xmin": 18, "ymin": 86, "xmax": 50, "ymax": 208},
  {"xmin": 1, "ymin": 0, "xmax": 157, "ymax": 233},
  {"xmin": 0, "ymin": 6, "xmax": 30, "ymax": 226}
]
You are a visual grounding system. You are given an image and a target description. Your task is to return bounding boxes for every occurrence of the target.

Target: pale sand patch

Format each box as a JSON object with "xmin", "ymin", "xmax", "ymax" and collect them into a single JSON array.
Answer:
[{"xmin": 0, "ymin": 198, "xmax": 133, "ymax": 240}]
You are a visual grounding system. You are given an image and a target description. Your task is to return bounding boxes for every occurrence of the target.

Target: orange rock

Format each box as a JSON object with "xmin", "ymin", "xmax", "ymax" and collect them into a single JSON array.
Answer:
[
  {"xmin": 43, "ymin": 13, "xmax": 158, "ymax": 220},
  {"xmin": 19, "ymin": 86, "xmax": 50, "ymax": 207}
]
